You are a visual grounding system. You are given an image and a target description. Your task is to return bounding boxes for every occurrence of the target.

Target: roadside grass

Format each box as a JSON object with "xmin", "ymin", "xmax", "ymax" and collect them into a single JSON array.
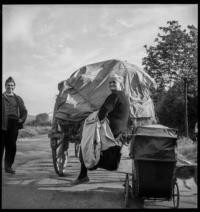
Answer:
[
  {"xmin": 177, "ymin": 136, "xmax": 197, "ymax": 163},
  {"xmin": 18, "ymin": 125, "xmax": 51, "ymax": 138}
]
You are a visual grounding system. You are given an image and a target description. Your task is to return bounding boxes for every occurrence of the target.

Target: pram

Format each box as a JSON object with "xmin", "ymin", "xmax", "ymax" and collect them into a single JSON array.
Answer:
[{"xmin": 123, "ymin": 124, "xmax": 180, "ymax": 208}]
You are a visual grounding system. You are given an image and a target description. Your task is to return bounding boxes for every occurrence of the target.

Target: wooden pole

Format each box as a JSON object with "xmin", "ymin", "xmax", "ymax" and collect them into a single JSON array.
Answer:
[{"xmin": 184, "ymin": 77, "xmax": 189, "ymax": 137}]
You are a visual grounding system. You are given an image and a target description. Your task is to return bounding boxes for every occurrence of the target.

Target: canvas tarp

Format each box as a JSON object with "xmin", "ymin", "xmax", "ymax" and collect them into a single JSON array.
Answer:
[{"xmin": 53, "ymin": 59, "xmax": 157, "ymax": 122}]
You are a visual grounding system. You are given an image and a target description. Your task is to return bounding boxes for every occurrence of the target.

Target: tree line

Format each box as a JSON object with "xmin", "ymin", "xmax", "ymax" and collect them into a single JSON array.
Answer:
[
  {"xmin": 26, "ymin": 113, "xmax": 51, "ymax": 126},
  {"xmin": 142, "ymin": 20, "xmax": 198, "ymax": 139}
]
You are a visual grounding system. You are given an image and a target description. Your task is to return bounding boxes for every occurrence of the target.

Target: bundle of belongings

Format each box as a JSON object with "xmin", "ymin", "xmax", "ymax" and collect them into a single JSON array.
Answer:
[
  {"xmin": 52, "ymin": 59, "xmax": 157, "ymax": 170},
  {"xmin": 81, "ymin": 111, "xmax": 122, "ymax": 170}
]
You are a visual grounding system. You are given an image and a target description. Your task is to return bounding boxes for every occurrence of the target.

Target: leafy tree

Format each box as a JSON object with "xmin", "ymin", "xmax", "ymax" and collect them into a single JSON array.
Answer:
[
  {"xmin": 142, "ymin": 21, "xmax": 198, "ymax": 136},
  {"xmin": 143, "ymin": 21, "xmax": 197, "ymax": 98},
  {"xmin": 156, "ymin": 83, "xmax": 185, "ymax": 134},
  {"xmin": 36, "ymin": 113, "xmax": 49, "ymax": 124},
  {"xmin": 156, "ymin": 82, "xmax": 197, "ymax": 137}
]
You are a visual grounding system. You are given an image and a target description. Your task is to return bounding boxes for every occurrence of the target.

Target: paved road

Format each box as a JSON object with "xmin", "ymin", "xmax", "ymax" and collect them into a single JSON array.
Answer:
[{"xmin": 1, "ymin": 134, "xmax": 197, "ymax": 209}]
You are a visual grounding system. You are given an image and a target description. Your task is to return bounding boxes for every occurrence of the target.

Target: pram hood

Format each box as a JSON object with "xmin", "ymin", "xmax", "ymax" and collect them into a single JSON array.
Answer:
[
  {"xmin": 134, "ymin": 124, "xmax": 178, "ymax": 138},
  {"xmin": 131, "ymin": 124, "xmax": 178, "ymax": 160}
]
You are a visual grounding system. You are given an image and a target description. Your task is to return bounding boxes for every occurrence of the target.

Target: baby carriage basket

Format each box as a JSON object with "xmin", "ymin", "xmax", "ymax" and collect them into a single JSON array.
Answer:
[{"xmin": 124, "ymin": 124, "xmax": 180, "ymax": 208}]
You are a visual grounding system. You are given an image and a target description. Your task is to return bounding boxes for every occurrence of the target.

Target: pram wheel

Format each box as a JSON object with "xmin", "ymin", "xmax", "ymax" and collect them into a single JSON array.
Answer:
[
  {"xmin": 172, "ymin": 181, "xmax": 180, "ymax": 208},
  {"xmin": 124, "ymin": 173, "xmax": 129, "ymax": 208}
]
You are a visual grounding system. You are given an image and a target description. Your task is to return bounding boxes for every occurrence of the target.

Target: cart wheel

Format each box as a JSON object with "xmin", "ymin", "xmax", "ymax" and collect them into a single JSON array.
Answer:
[
  {"xmin": 172, "ymin": 182, "xmax": 180, "ymax": 208},
  {"xmin": 124, "ymin": 174, "xmax": 129, "ymax": 208},
  {"xmin": 51, "ymin": 138, "xmax": 68, "ymax": 176},
  {"xmin": 75, "ymin": 142, "xmax": 80, "ymax": 157}
]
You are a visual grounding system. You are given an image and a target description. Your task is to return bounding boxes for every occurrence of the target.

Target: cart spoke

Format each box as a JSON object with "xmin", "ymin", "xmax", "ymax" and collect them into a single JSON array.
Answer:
[{"xmin": 57, "ymin": 139, "xmax": 63, "ymax": 147}]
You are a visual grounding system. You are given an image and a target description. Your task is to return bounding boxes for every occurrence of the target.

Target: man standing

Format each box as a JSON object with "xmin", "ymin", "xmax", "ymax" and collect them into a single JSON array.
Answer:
[{"xmin": 2, "ymin": 77, "xmax": 28, "ymax": 174}]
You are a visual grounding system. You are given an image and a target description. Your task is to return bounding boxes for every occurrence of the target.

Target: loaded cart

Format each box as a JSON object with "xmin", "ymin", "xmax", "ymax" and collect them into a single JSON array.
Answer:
[
  {"xmin": 48, "ymin": 59, "xmax": 157, "ymax": 176},
  {"xmin": 124, "ymin": 124, "xmax": 180, "ymax": 208}
]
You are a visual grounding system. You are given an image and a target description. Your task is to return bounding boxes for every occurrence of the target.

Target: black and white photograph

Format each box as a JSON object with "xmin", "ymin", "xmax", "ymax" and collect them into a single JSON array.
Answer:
[{"xmin": 1, "ymin": 4, "xmax": 198, "ymax": 209}]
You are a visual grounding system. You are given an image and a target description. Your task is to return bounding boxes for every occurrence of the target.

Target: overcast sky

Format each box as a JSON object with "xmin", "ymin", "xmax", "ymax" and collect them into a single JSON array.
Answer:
[{"xmin": 2, "ymin": 4, "xmax": 198, "ymax": 115}]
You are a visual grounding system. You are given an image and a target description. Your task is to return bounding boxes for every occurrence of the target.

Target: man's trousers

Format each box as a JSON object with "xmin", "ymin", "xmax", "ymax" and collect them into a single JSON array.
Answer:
[{"xmin": 1, "ymin": 118, "xmax": 19, "ymax": 168}]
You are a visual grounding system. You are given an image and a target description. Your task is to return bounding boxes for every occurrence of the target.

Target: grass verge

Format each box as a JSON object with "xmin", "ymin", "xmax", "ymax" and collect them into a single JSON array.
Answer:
[{"xmin": 18, "ymin": 125, "xmax": 51, "ymax": 138}]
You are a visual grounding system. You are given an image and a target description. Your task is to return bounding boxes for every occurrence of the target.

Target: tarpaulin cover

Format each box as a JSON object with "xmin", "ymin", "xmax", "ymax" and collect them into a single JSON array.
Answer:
[
  {"xmin": 54, "ymin": 59, "xmax": 156, "ymax": 122},
  {"xmin": 130, "ymin": 124, "xmax": 177, "ymax": 160}
]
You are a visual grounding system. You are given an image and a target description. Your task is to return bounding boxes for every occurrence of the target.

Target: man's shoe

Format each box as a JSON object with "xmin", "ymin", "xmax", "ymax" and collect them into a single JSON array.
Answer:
[
  {"xmin": 71, "ymin": 176, "xmax": 89, "ymax": 185},
  {"xmin": 5, "ymin": 167, "xmax": 15, "ymax": 174}
]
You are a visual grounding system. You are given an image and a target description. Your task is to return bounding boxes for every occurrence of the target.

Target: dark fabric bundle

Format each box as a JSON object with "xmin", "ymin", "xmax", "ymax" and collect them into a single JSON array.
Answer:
[{"xmin": 97, "ymin": 145, "xmax": 121, "ymax": 171}]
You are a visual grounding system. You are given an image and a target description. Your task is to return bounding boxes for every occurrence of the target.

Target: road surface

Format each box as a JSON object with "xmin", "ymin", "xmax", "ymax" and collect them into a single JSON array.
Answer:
[{"xmin": 1, "ymin": 134, "xmax": 197, "ymax": 209}]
